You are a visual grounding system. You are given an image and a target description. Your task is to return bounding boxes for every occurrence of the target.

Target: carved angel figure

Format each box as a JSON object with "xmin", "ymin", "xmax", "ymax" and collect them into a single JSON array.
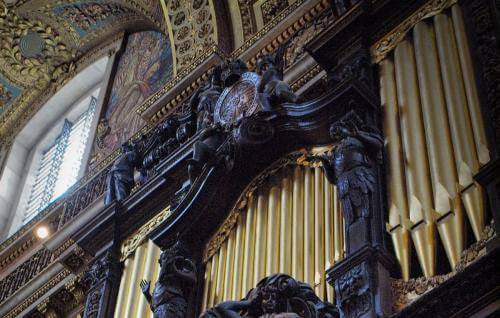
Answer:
[
  {"xmin": 309, "ymin": 114, "xmax": 382, "ymax": 224},
  {"xmin": 190, "ymin": 65, "xmax": 223, "ymax": 131},
  {"xmin": 256, "ymin": 45, "xmax": 297, "ymax": 110},
  {"xmin": 140, "ymin": 241, "xmax": 197, "ymax": 318},
  {"xmin": 201, "ymin": 274, "xmax": 338, "ymax": 318}
]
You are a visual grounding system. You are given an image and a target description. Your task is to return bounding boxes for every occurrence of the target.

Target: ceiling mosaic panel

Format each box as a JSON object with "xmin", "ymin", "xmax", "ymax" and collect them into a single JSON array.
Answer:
[{"xmin": 0, "ymin": 76, "xmax": 22, "ymax": 115}]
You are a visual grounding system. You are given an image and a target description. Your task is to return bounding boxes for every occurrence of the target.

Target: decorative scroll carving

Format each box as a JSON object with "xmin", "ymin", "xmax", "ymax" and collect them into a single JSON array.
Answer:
[
  {"xmin": 370, "ymin": 0, "xmax": 458, "ymax": 63},
  {"xmin": 201, "ymin": 274, "xmax": 339, "ymax": 318},
  {"xmin": 140, "ymin": 240, "xmax": 197, "ymax": 318},
  {"xmin": 80, "ymin": 252, "xmax": 121, "ymax": 318},
  {"xmin": 335, "ymin": 264, "xmax": 371, "ymax": 318},
  {"xmin": 120, "ymin": 206, "xmax": 172, "ymax": 261}
]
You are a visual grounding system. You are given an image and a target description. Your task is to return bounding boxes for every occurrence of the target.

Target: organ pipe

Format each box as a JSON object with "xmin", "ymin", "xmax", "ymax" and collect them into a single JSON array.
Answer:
[
  {"xmin": 201, "ymin": 165, "xmax": 345, "ymax": 308},
  {"xmin": 377, "ymin": 4, "xmax": 488, "ymax": 279},
  {"xmin": 394, "ymin": 39, "xmax": 436, "ymax": 278}
]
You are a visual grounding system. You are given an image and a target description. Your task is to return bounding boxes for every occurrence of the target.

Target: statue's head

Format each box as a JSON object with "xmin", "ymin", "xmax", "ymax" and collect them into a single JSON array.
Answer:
[
  {"xmin": 255, "ymin": 274, "xmax": 299, "ymax": 314},
  {"xmin": 255, "ymin": 54, "xmax": 276, "ymax": 75},
  {"xmin": 159, "ymin": 240, "xmax": 189, "ymax": 268},
  {"xmin": 329, "ymin": 122, "xmax": 352, "ymax": 141},
  {"xmin": 221, "ymin": 59, "xmax": 248, "ymax": 87}
]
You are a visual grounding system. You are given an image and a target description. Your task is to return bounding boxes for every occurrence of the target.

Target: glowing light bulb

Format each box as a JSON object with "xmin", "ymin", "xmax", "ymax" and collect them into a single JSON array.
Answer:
[{"xmin": 36, "ymin": 226, "xmax": 49, "ymax": 239}]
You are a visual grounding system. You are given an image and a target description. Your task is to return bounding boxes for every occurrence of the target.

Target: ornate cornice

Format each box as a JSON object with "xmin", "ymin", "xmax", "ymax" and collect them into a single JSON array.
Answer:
[
  {"xmin": 120, "ymin": 205, "xmax": 172, "ymax": 261},
  {"xmin": 370, "ymin": 0, "xmax": 458, "ymax": 63},
  {"xmin": 3, "ymin": 269, "xmax": 71, "ymax": 318}
]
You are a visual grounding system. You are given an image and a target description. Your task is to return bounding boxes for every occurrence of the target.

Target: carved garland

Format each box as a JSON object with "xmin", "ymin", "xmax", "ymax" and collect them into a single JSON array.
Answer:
[
  {"xmin": 391, "ymin": 222, "xmax": 497, "ymax": 312},
  {"xmin": 370, "ymin": 0, "xmax": 458, "ymax": 63},
  {"xmin": 120, "ymin": 205, "xmax": 172, "ymax": 261}
]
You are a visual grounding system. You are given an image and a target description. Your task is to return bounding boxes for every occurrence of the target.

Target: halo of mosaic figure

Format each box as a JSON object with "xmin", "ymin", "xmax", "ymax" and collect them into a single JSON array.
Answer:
[
  {"xmin": 104, "ymin": 45, "xmax": 298, "ymax": 205},
  {"xmin": 201, "ymin": 274, "xmax": 339, "ymax": 318}
]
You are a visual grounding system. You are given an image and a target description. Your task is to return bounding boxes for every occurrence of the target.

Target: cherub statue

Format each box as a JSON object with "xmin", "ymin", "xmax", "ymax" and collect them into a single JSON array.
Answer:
[
  {"xmin": 190, "ymin": 65, "xmax": 223, "ymax": 131},
  {"xmin": 201, "ymin": 274, "xmax": 338, "ymax": 318},
  {"xmin": 308, "ymin": 113, "xmax": 382, "ymax": 225},
  {"xmin": 256, "ymin": 45, "xmax": 297, "ymax": 111},
  {"xmin": 140, "ymin": 241, "xmax": 197, "ymax": 318},
  {"xmin": 104, "ymin": 142, "xmax": 140, "ymax": 205},
  {"xmin": 221, "ymin": 58, "xmax": 248, "ymax": 87}
]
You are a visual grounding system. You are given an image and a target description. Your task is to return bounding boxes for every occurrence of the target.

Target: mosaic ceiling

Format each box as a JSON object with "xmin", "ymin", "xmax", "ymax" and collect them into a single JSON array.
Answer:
[{"xmin": 0, "ymin": 0, "xmax": 294, "ymax": 147}]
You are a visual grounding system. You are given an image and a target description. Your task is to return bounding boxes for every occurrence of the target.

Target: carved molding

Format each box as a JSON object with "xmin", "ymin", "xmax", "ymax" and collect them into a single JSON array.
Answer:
[
  {"xmin": 3, "ymin": 269, "xmax": 71, "ymax": 318},
  {"xmin": 120, "ymin": 205, "xmax": 172, "ymax": 261},
  {"xmin": 391, "ymin": 222, "xmax": 497, "ymax": 312},
  {"xmin": 370, "ymin": 0, "xmax": 458, "ymax": 63}
]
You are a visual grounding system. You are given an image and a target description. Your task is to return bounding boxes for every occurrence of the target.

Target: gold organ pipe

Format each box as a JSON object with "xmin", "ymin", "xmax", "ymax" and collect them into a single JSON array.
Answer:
[
  {"xmin": 241, "ymin": 195, "xmax": 256, "ymax": 296},
  {"xmin": 451, "ymin": 5, "xmax": 487, "ymax": 241},
  {"xmin": 434, "ymin": 13, "xmax": 479, "ymax": 188},
  {"xmin": 232, "ymin": 213, "xmax": 246, "ymax": 300},
  {"xmin": 413, "ymin": 21, "xmax": 465, "ymax": 268},
  {"xmin": 207, "ymin": 253, "xmax": 219, "ymax": 308},
  {"xmin": 201, "ymin": 165, "xmax": 346, "ymax": 306},
  {"xmin": 114, "ymin": 258, "xmax": 132, "ymax": 318},
  {"xmin": 279, "ymin": 169, "xmax": 293, "ymax": 274},
  {"xmin": 451, "ymin": 5, "xmax": 490, "ymax": 166},
  {"xmin": 254, "ymin": 190, "xmax": 268, "ymax": 285},
  {"xmin": 379, "ymin": 58, "xmax": 411, "ymax": 281},
  {"xmin": 304, "ymin": 167, "xmax": 315, "ymax": 285},
  {"xmin": 124, "ymin": 245, "xmax": 146, "ymax": 318},
  {"xmin": 333, "ymin": 186, "xmax": 344, "ymax": 262},
  {"xmin": 266, "ymin": 183, "xmax": 281, "ymax": 276},
  {"xmin": 223, "ymin": 232, "xmax": 235, "ymax": 301},
  {"xmin": 202, "ymin": 260, "xmax": 212, "ymax": 310},
  {"xmin": 314, "ymin": 167, "xmax": 325, "ymax": 297},
  {"xmin": 292, "ymin": 166, "xmax": 304, "ymax": 281},
  {"xmin": 394, "ymin": 39, "xmax": 436, "ymax": 277},
  {"xmin": 215, "ymin": 240, "xmax": 227, "ymax": 304},
  {"xmin": 137, "ymin": 241, "xmax": 158, "ymax": 317}
]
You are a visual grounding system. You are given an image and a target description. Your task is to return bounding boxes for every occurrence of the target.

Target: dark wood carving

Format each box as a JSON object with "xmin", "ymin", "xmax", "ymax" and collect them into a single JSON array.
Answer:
[
  {"xmin": 80, "ymin": 251, "xmax": 122, "ymax": 318},
  {"xmin": 201, "ymin": 274, "xmax": 339, "ymax": 318},
  {"xmin": 140, "ymin": 240, "xmax": 197, "ymax": 318}
]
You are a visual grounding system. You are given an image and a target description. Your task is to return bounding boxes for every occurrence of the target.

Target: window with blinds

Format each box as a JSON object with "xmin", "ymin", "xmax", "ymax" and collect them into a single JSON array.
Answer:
[{"xmin": 23, "ymin": 96, "xmax": 97, "ymax": 223}]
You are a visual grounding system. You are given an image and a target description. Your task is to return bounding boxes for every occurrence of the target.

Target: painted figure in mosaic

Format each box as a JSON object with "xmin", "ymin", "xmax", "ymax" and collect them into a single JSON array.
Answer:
[
  {"xmin": 200, "ymin": 274, "xmax": 338, "ymax": 318},
  {"xmin": 104, "ymin": 142, "xmax": 140, "ymax": 205},
  {"xmin": 256, "ymin": 45, "xmax": 297, "ymax": 110},
  {"xmin": 140, "ymin": 241, "xmax": 197, "ymax": 318},
  {"xmin": 310, "ymin": 114, "xmax": 382, "ymax": 224},
  {"xmin": 191, "ymin": 66, "xmax": 224, "ymax": 131}
]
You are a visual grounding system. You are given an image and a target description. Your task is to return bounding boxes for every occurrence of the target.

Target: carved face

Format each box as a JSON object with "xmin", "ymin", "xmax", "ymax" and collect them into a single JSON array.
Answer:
[{"xmin": 330, "ymin": 124, "xmax": 352, "ymax": 141}]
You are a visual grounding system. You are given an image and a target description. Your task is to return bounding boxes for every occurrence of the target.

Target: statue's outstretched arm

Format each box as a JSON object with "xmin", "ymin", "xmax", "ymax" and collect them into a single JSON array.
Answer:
[{"xmin": 355, "ymin": 130, "xmax": 383, "ymax": 152}]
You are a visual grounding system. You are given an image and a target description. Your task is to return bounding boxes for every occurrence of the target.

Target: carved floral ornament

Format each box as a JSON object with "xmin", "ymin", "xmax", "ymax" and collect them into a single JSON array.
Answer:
[{"xmin": 0, "ymin": 3, "xmax": 76, "ymax": 88}]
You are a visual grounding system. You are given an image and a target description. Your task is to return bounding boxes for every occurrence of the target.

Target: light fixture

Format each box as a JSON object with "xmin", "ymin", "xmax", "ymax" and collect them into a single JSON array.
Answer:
[{"xmin": 36, "ymin": 226, "xmax": 50, "ymax": 239}]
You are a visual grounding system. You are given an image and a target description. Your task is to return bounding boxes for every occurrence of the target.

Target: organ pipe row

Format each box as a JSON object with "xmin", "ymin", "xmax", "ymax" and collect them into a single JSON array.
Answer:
[
  {"xmin": 201, "ymin": 165, "xmax": 345, "ymax": 309},
  {"xmin": 114, "ymin": 240, "xmax": 162, "ymax": 318},
  {"xmin": 379, "ymin": 4, "xmax": 489, "ymax": 280}
]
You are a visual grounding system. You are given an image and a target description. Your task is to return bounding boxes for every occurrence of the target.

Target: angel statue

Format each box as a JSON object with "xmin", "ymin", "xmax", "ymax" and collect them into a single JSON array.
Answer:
[
  {"xmin": 200, "ymin": 274, "xmax": 338, "ymax": 318},
  {"xmin": 308, "ymin": 113, "xmax": 383, "ymax": 225},
  {"xmin": 190, "ymin": 65, "xmax": 224, "ymax": 131},
  {"xmin": 255, "ymin": 45, "xmax": 297, "ymax": 111},
  {"xmin": 140, "ymin": 241, "xmax": 197, "ymax": 318}
]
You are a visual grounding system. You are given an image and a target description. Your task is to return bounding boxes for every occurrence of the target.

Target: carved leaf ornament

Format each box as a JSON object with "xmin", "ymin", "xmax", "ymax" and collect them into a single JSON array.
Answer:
[{"xmin": 0, "ymin": 4, "xmax": 76, "ymax": 89}]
